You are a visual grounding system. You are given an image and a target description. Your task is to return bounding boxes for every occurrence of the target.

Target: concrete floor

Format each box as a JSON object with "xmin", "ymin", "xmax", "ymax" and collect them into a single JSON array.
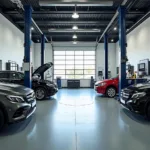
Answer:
[{"xmin": 0, "ymin": 89, "xmax": 150, "ymax": 150}]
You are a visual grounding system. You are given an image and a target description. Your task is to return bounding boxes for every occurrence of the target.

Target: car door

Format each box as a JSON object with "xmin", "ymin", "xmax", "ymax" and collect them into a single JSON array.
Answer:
[{"xmin": 9, "ymin": 72, "xmax": 24, "ymax": 85}]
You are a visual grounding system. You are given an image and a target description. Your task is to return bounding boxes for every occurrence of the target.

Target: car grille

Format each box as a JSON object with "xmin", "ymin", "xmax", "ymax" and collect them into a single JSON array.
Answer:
[
  {"xmin": 121, "ymin": 89, "xmax": 133, "ymax": 101},
  {"xmin": 26, "ymin": 92, "xmax": 35, "ymax": 103}
]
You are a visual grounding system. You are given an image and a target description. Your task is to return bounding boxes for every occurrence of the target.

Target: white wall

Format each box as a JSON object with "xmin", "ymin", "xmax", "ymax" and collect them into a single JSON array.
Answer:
[
  {"xmin": 0, "ymin": 14, "xmax": 34, "ymax": 70},
  {"xmin": 116, "ymin": 16, "xmax": 150, "ymax": 72},
  {"xmin": 34, "ymin": 42, "xmax": 116, "ymax": 87}
]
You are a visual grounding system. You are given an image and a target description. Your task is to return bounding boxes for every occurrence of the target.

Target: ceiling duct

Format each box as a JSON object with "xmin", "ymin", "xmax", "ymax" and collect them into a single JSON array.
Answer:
[{"xmin": 39, "ymin": 0, "xmax": 113, "ymax": 6}]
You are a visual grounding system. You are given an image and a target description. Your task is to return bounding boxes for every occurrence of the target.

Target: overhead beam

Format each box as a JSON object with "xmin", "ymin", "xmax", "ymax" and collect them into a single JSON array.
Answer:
[
  {"xmin": 16, "ymin": 20, "xmax": 134, "ymax": 25},
  {"xmin": 4, "ymin": 10, "xmax": 145, "ymax": 15}
]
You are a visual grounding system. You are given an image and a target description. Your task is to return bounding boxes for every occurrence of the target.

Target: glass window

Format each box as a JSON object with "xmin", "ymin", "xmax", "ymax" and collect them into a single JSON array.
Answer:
[
  {"xmin": 84, "ymin": 70, "xmax": 95, "ymax": 75},
  {"xmin": 54, "ymin": 65, "xmax": 65, "ymax": 69},
  {"xmin": 75, "ymin": 70, "xmax": 83, "ymax": 74},
  {"xmin": 66, "ymin": 75, "xmax": 74, "ymax": 79},
  {"xmin": 75, "ymin": 75, "xmax": 84, "ymax": 79},
  {"xmin": 54, "ymin": 51, "xmax": 65, "ymax": 55},
  {"xmin": 10, "ymin": 72, "xmax": 19, "ymax": 79},
  {"xmin": 66, "ymin": 51, "xmax": 74, "ymax": 55},
  {"xmin": 66, "ymin": 56, "xmax": 74, "ymax": 60},
  {"xmin": 54, "ymin": 70, "xmax": 65, "ymax": 75},
  {"xmin": 66, "ymin": 70, "xmax": 74, "ymax": 74},
  {"xmin": 84, "ymin": 60, "xmax": 95, "ymax": 65},
  {"xmin": 54, "ymin": 50, "xmax": 95, "ymax": 79},
  {"xmin": 75, "ymin": 51, "xmax": 83, "ymax": 55},
  {"xmin": 54, "ymin": 61, "xmax": 65, "ymax": 65},
  {"xmin": 84, "ymin": 56, "xmax": 95, "ymax": 60},
  {"xmin": 54, "ymin": 56, "xmax": 65, "ymax": 60},
  {"xmin": 84, "ymin": 51, "xmax": 95, "ymax": 55}
]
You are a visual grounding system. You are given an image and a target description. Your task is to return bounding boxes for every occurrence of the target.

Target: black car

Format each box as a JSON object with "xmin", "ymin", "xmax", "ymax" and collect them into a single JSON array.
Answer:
[
  {"xmin": 0, "ymin": 82, "xmax": 36, "ymax": 130},
  {"xmin": 120, "ymin": 83, "xmax": 150, "ymax": 119},
  {"xmin": 0, "ymin": 62, "xmax": 58, "ymax": 100}
]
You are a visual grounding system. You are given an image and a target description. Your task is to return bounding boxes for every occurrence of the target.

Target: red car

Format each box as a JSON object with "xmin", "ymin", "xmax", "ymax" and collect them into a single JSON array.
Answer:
[{"xmin": 95, "ymin": 76, "xmax": 119, "ymax": 97}]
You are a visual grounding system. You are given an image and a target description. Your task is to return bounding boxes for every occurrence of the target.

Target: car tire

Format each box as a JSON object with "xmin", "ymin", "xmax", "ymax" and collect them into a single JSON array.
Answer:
[
  {"xmin": 106, "ymin": 87, "xmax": 116, "ymax": 98},
  {"xmin": 147, "ymin": 104, "xmax": 150, "ymax": 120},
  {"xmin": 0, "ymin": 109, "xmax": 4, "ymax": 130},
  {"xmin": 35, "ymin": 87, "xmax": 46, "ymax": 100}
]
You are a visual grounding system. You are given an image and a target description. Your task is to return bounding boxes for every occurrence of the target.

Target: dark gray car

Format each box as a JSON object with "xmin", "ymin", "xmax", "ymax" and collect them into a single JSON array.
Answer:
[{"xmin": 0, "ymin": 82, "xmax": 36, "ymax": 130}]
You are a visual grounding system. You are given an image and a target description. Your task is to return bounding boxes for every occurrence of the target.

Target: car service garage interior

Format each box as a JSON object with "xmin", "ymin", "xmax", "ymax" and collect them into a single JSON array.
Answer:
[{"xmin": 0, "ymin": 0, "xmax": 150, "ymax": 150}]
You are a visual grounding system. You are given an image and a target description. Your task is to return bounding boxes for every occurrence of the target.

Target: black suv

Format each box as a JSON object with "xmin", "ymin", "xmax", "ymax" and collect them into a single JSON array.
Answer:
[
  {"xmin": 0, "ymin": 62, "xmax": 58, "ymax": 100},
  {"xmin": 120, "ymin": 82, "xmax": 150, "ymax": 119}
]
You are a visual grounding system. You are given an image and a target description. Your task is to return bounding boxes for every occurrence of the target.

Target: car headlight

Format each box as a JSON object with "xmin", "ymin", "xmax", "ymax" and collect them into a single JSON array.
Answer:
[
  {"xmin": 6, "ymin": 95, "xmax": 25, "ymax": 103},
  {"xmin": 97, "ymin": 82, "xmax": 106, "ymax": 86},
  {"xmin": 132, "ymin": 92, "xmax": 146, "ymax": 99}
]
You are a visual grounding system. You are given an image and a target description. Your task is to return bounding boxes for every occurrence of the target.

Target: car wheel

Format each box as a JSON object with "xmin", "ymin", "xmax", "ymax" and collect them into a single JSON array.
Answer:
[
  {"xmin": 35, "ymin": 87, "xmax": 46, "ymax": 100},
  {"xmin": 147, "ymin": 104, "xmax": 150, "ymax": 120},
  {"xmin": 106, "ymin": 87, "xmax": 116, "ymax": 98},
  {"xmin": 0, "ymin": 109, "xmax": 4, "ymax": 130}
]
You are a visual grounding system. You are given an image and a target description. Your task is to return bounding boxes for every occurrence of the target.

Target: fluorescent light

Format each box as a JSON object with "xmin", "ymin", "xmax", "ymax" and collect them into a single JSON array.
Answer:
[
  {"xmin": 114, "ymin": 27, "xmax": 117, "ymax": 31},
  {"xmin": 73, "ymin": 34, "xmax": 77, "ymax": 39},
  {"xmin": 72, "ymin": 25, "xmax": 78, "ymax": 30},
  {"xmin": 72, "ymin": 12, "xmax": 79, "ymax": 19},
  {"xmin": 73, "ymin": 41, "xmax": 77, "ymax": 44},
  {"xmin": 111, "ymin": 39, "xmax": 114, "ymax": 42}
]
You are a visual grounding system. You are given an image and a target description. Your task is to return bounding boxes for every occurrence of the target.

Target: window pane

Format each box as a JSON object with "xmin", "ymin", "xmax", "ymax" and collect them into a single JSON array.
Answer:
[
  {"xmin": 54, "ymin": 61, "xmax": 65, "ymax": 65},
  {"xmin": 66, "ymin": 61, "xmax": 74, "ymax": 65},
  {"xmin": 75, "ymin": 61, "xmax": 83, "ymax": 64},
  {"xmin": 84, "ymin": 56, "xmax": 95, "ymax": 60},
  {"xmin": 84, "ymin": 70, "xmax": 95, "ymax": 74},
  {"xmin": 66, "ymin": 70, "xmax": 74, "ymax": 74},
  {"xmin": 84, "ymin": 60, "xmax": 95, "ymax": 65},
  {"xmin": 66, "ymin": 56, "xmax": 74, "ymax": 60},
  {"xmin": 54, "ymin": 70, "xmax": 65, "ymax": 74},
  {"xmin": 75, "ymin": 56, "xmax": 83, "ymax": 60},
  {"xmin": 84, "ymin": 65, "xmax": 95, "ymax": 69},
  {"xmin": 66, "ymin": 51, "xmax": 74, "ymax": 55},
  {"xmin": 84, "ymin": 75, "xmax": 95, "ymax": 79},
  {"xmin": 66, "ymin": 65, "xmax": 74, "ymax": 69},
  {"xmin": 54, "ymin": 51, "xmax": 65, "ymax": 55},
  {"xmin": 75, "ymin": 51, "xmax": 83, "ymax": 55},
  {"xmin": 75, "ymin": 75, "xmax": 83, "ymax": 79},
  {"xmin": 66, "ymin": 75, "xmax": 74, "ymax": 79},
  {"xmin": 54, "ymin": 75, "xmax": 65, "ymax": 79},
  {"xmin": 84, "ymin": 51, "xmax": 95, "ymax": 55},
  {"xmin": 54, "ymin": 56, "xmax": 65, "ymax": 60},
  {"xmin": 54, "ymin": 65, "xmax": 65, "ymax": 69},
  {"xmin": 75, "ymin": 65, "xmax": 83, "ymax": 69},
  {"xmin": 75, "ymin": 70, "xmax": 83, "ymax": 74}
]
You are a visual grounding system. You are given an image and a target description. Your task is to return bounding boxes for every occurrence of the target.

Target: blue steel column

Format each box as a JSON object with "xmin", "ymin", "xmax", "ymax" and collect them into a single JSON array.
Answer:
[
  {"xmin": 24, "ymin": 5, "xmax": 32, "ymax": 88},
  {"xmin": 119, "ymin": 6, "xmax": 127, "ymax": 95},
  {"xmin": 41, "ymin": 34, "xmax": 45, "ymax": 79},
  {"xmin": 104, "ymin": 33, "xmax": 108, "ymax": 79}
]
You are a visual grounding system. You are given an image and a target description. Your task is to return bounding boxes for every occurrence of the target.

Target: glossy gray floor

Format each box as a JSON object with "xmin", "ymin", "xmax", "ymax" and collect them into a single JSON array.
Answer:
[{"xmin": 0, "ymin": 89, "xmax": 150, "ymax": 150}]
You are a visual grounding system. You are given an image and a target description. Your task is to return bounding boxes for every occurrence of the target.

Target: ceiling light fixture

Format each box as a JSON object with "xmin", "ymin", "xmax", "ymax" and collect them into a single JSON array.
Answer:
[
  {"xmin": 72, "ymin": 25, "xmax": 78, "ymax": 30},
  {"xmin": 111, "ymin": 39, "xmax": 114, "ymax": 42},
  {"xmin": 73, "ymin": 41, "xmax": 77, "ymax": 44},
  {"xmin": 72, "ymin": 12, "xmax": 79, "ymax": 19},
  {"xmin": 73, "ymin": 34, "xmax": 77, "ymax": 39},
  {"xmin": 114, "ymin": 27, "xmax": 117, "ymax": 31}
]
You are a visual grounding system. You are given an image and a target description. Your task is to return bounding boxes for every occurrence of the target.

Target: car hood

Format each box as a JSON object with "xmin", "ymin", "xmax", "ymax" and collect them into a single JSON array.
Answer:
[
  {"xmin": 125, "ymin": 83, "xmax": 150, "ymax": 92},
  {"xmin": 33, "ymin": 62, "xmax": 53, "ymax": 76},
  {"xmin": 0, "ymin": 82, "xmax": 33, "ymax": 96}
]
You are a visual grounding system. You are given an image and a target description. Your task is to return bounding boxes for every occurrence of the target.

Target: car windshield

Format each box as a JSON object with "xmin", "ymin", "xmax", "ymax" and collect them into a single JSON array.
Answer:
[{"xmin": 18, "ymin": 72, "xmax": 24, "ymax": 79}]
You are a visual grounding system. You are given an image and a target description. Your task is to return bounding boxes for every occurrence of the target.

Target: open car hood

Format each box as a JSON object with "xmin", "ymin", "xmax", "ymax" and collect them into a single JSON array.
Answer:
[{"xmin": 32, "ymin": 62, "xmax": 53, "ymax": 76}]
